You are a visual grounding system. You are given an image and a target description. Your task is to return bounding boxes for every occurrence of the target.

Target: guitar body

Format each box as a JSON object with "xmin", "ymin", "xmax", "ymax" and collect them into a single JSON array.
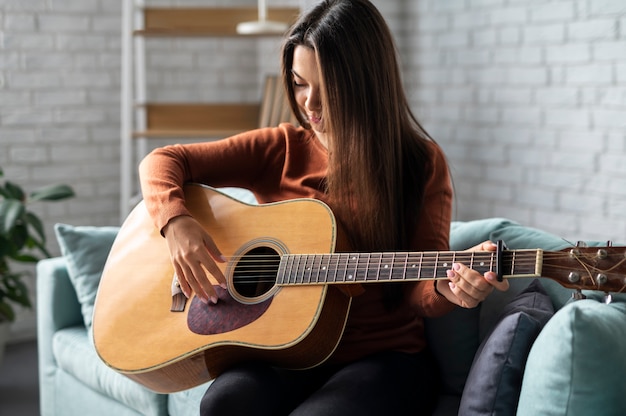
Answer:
[{"xmin": 93, "ymin": 184, "xmax": 350, "ymax": 393}]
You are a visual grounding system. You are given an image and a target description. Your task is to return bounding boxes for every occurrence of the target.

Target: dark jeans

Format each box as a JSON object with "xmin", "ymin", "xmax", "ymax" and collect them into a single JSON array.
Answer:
[{"xmin": 200, "ymin": 350, "xmax": 439, "ymax": 416}]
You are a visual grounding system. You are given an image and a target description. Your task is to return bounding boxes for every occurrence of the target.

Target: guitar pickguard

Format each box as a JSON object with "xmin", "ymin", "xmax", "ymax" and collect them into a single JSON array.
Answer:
[{"xmin": 187, "ymin": 285, "xmax": 273, "ymax": 335}]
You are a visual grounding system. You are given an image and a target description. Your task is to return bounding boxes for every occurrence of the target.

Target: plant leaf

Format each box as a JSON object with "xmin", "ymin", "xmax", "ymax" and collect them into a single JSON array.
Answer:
[
  {"xmin": 0, "ymin": 301, "xmax": 15, "ymax": 322},
  {"xmin": 29, "ymin": 184, "xmax": 75, "ymax": 201},
  {"xmin": 0, "ymin": 199, "xmax": 25, "ymax": 235},
  {"xmin": 4, "ymin": 181, "xmax": 25, "ymax": 201},
  {"xmin": 25, "ymin": 211, "xmax": 45, "ymax": 242}
]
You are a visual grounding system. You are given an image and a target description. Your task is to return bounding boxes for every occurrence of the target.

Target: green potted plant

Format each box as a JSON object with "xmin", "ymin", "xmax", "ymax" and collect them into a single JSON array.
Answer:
[{"xmin": 0, "ymin": 167, "xmax": 75, "ymax": 328}]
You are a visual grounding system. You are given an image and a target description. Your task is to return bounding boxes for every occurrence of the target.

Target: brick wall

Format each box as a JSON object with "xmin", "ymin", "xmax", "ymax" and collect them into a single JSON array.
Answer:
[
  {"xmin": 1, "ymin": 0, "xmax": 624, "ymax": 339},
  {"xmin": 405, "ymin": 0, "xmax": 626, "ymax": 243}
]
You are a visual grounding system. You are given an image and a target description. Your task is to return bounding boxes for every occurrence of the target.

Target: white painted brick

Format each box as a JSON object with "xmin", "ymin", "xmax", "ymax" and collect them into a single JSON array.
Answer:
[
  {"xmin": 470, "ymin": 0, "xmax": 505, "ymax": 8},
  {"xmin": 565, "ymin": 64, "xmax": 613, "ymax": 84},
  {"xmin": 452, "ymin": 11, "xmax": 490, "ymax": 29},
  {"xmin": 506, "ymin": 146, "xmax": 550, "ymax": 167},
  {"xmin": 568, "ymin": 19, "xmax": 617, "ymax": 41},
  {"xmin": 442, "ymin": 86, "xmax": 474, "ymax": 103},
  {"xmin": 415, "ymin": 15, "xmax": 449, "ymax": 33},
  {"xmin": 35, "ymin": 90, "xmax": 87, "ymax": 106},
  {"xmin": 530, "ymin": 3, "xmax": 575, "ymax": 23},
  {"xmin": 454, "ymin": 49, "xmax": 491, "ymax": 66},
  {"xmin": 491, "ymin": 127, "xmax": 534, "ymax": 145},
  {"xmin": 513, "ymin": 186, "xmax": 558, "ymax": 210},
  {"xmin": 594, "ymin": 41, "xmax": 626, "ymax": 60},
  {"xmin": 10, "ymin": 146, "xmax": 48, "ymax": 163},
  {"xmin": 491, "ymin": 7, "xmax": 528, "ymax": 25},
  {"xmin": 550, "ymin": 149, "xmax": 596, "ymax": 171},
  {"xmin": 545, "ymin": 108, "xmax": 590, "ymax": 128},
  {"xmin": 3, "ymin": 108, "xmax": 54, "ymax": 125},
  {"xmin": 492, "ymin": 86, "xmax": 534, "ymax": 104},
  {"xmin": 438, "ymin": 31, "xmax": 471, "ymax": 48},
  {"xmin": 50, "ymin": 0, "xmax": 99, "ymax": 12},
  {"xmin": 593, "ymin": 108, "xmax": 626, "ymax": 129},
  {"xmin": 473, "ymin": 28, "xmax": 498, "ymax": 46},
  {"xmin": 596, "ymin": 87, "xmax": 626, "ymax": 106},
  {"xmin": 55, "ymin": 109, "xmax": 108, "ymax": 124},
  {"xmin": 606, "ymin": 133, "xmax": 626, "ymax": 151},
  {"xmin": 535, "ymin": 87, "xmax": 579, "ymax": 105},
  {"xmin": 501, "ymin": 107, "xmax": 542, "ymax": 124},
  {"xmin": 40, "ymin": 127, "xmax": 90, "ymax": 143},
  {"xmin": 5, "ymin": 13, "xmax": 37, "ymax": 31},
  {"xmin": 499, "ymin": 27, "xmax": 521, "ymax": 45},
  {"xmin": 497, "ymin": 46, "xmax": 542, "ymax": 65},
  {"xmin": 432, "ymin": 0, "xmax": 468, "ymax": 13},
  {"xmin": 475, "ymin": 182, "xmax": 514, "ymax": 202},
  {"xmin": 590, "ymin": 0, "xmax": 626, "ymax": 16},
  {"xmin": 466, "ymin": 106, "xmax": 499, "ymax": 123},
  {"xmin": 38, "ymin": 15, "xmax": 90, "ymax": 32},
  {"xmin": 618, "ymin": 64, "xmax": 626, "ymax": 83},
  {"xmin": 507, "ymin": 67, "xmax": 549, "ymax": 85},
  {"xmin": 466, "ymin": 67, "xmax": 507, "ymax": 85},
  {"xmin": 559, "ymin": 131, "xmax": 605, "ymax": 151},
  {"xmin": 598, "ymin": 153, "xmax": 626, "ymax": 175},
  {"xmin": 3, "ymin": 33, "xmax": 55, "ymax": 49},
  {"xmin": 559, "ymin": 192, "xmax": 605, "ymax": 214},
  {"xmin": 545, "ymin": 43, "xmax": 591, "ymax": 64},
  {"xmin": 523, "ymin": 23, "xmax": 566, "ymax": 44},
  {"xmin": 56, "ymin": 34, "xmax": 109, "ymax": 51}
]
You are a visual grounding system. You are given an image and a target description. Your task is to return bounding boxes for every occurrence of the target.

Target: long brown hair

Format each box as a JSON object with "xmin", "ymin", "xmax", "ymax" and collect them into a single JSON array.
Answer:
[{"xmin": 282, "ymin": 0, "xmax": 433, "ymax": 253}]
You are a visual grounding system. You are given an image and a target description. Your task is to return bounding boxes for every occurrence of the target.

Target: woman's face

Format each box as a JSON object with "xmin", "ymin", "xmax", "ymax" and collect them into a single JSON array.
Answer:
[{"xmin": 292, "ymin": 46, "xmax": 328, "ymax": 148}]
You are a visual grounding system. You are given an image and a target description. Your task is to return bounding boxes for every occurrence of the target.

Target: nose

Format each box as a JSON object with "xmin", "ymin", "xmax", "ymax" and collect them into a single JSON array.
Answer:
[{"xmin": 305, "ymin": 86, "xmax": 321, "ymax": 112}]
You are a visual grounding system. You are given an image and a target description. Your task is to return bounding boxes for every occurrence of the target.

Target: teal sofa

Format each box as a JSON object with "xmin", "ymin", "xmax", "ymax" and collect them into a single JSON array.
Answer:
[{"xmin": 37, "ymin": 207, "xmax": 626, "ymax": 415}]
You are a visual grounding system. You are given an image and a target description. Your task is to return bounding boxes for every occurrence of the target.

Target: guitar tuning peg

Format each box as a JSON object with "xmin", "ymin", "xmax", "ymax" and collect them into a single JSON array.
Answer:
[
  {"xmin": 607, "ymin": 240, "xmax": 613, "ymax": 247},
  {"xmin": 571, "ymin": 289, "xmax": 586, "ymax": 301},
  {"xmin": 576, "ymin": 241, "xmax": 588, "ymax": 248},
  {"xmin": 604, "ymin": 293, "xmax": 613, "ymax": 304}
]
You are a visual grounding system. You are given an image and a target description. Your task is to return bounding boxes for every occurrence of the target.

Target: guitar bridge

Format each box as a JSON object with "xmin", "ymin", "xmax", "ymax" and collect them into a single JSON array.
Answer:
[{"xmin": 171, "ymin": 274, "xmax": 188, "ymax": 312}]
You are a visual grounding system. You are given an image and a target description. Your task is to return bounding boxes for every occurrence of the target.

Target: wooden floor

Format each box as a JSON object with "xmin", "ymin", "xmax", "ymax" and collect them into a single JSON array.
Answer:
[{"xmin": 0, "ymin": 340, "xmax": 39, "ymax": 415}]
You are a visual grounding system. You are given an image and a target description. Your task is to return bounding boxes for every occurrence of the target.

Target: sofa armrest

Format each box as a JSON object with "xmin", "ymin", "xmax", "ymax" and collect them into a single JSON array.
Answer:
[
  {"xmin": 37, "ymin": 257, "xmax": 83, "ymax": 376},
  {"xmin": 37, "ymin": 257, "xmax": 83, "ymax": 334}
]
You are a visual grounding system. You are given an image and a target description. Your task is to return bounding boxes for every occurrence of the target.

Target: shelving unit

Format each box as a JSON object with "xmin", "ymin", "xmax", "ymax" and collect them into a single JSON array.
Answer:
[{"xmin": 120, "ymin": 1, "xmax": 300, "ymax": 219}]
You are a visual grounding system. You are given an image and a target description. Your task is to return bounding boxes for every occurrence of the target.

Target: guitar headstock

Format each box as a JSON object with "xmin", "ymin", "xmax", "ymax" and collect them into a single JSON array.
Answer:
[{"xmin": 542, "ymin": 245, "xmax": 626, "ymax": 293}]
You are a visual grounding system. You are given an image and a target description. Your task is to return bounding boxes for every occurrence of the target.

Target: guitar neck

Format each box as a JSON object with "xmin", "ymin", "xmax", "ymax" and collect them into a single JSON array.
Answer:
[{"xmin": 276, "ymin": 249, "xmax": 543, "ymax": 286}]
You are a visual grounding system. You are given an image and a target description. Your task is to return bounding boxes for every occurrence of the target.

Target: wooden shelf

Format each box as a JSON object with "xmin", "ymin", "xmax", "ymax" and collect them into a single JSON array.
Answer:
[
  {"xmin": 133, "ymin": 103, "xmax": 261, "ymax": 138},
  {"xmin": 136, "ymin": 7, "xmax": 300, "ymax": 37}
]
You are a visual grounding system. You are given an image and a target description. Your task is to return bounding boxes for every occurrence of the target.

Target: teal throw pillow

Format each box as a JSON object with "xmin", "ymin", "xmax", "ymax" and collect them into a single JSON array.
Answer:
[
  {"xmin": 517, "ymin": 298, "xmax": 626, "ymax": 416},
  {"xmin": 458, "ymin": 280, "xmax": 554, "ymax": 416},
  {"xmin": 54, "ymin": 223, "xmax": 119, "ymax": 329},
  {"xmin": 449, "ymin": 218, "xmax": 518, "ymax": 251}
]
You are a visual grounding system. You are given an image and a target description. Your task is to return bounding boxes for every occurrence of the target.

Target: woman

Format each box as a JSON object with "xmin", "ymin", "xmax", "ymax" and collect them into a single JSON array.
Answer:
[{"xmin": 139, "ymin": 1, "xmax": 508, "ymax": 414}]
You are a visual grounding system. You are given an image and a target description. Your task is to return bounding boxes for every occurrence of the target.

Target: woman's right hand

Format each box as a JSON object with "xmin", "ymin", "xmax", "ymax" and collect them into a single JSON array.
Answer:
[{"xmin": 162, "ymin": 215, "xmax": 227, "ymax": 304}]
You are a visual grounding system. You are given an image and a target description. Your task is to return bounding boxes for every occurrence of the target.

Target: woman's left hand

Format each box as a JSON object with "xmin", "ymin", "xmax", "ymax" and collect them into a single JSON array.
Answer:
[{"xmin": 436, "ymin": 240, "xmax": 510, "ymax": 308}]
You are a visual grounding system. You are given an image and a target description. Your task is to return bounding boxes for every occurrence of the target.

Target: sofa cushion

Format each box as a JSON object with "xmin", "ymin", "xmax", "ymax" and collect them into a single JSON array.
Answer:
[
  {"xmin": 52, "ymin": 326, "xmax": 167, "ymax": 415},
  {"xmin": 424, "ymin": 218, "xmax": 519, "ymax": 397},
  {"xmin": 54, "ymin": 224, "xmax": 119, "ymax": 329},
  {"xmin": 458, "ymin": 280, "xmax": 554, "ymax": 416},
  {"xmin": 517, "ymin": 297, "xmax": 626, "ymax": 416},
  {"xmin": 449, "ymin": 218, "xmax": 517, "ymax": 252}
]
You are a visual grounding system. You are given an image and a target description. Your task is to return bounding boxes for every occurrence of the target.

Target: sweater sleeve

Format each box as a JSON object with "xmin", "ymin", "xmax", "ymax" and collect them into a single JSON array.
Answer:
[
  {"xmin": 408, "ymin": 141, "xmax": 455, "ymax": 317},
  {"xmin": 138, "ymin": 127, "xmax": 287, "ymax": 233}
]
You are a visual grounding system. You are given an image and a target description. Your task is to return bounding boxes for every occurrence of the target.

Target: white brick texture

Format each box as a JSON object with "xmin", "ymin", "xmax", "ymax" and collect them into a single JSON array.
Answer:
[
  {"xmin": 408, "ymin": 0, "xmax": 626, "ymax": 243},
  {"xmin": 1, "ymin": 0, "xmax": 625, "ymax": 339}
]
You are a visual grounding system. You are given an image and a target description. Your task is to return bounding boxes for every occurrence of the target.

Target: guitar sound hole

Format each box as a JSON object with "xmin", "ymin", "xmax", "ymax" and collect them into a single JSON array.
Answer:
[{"xmin": 232, "ymin": 246, "xmax": 280, "ymax": 298}]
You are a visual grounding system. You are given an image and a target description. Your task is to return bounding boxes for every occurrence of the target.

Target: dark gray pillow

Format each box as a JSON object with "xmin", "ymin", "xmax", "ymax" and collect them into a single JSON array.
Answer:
[{"xmin": 458, "ymin": 279, "xmax": 554, "ymax": 416}]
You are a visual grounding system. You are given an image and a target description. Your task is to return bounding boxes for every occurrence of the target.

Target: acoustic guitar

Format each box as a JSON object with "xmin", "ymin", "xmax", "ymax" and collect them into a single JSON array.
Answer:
[{"xmin": 93, "ymin": 184, "xmax": 626, "ymax": 393}]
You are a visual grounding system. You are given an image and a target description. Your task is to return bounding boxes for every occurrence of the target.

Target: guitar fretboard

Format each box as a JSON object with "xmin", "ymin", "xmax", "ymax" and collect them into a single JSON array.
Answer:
[{"xmin": 276, "ymin": 250, "xmax": 543, "ymax": 286}]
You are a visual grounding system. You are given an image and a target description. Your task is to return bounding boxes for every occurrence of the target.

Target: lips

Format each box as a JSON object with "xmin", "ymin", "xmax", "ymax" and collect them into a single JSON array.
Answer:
[{"xmin": 308, "ymin": 114, "xmax": 323, "ymax": 126}]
